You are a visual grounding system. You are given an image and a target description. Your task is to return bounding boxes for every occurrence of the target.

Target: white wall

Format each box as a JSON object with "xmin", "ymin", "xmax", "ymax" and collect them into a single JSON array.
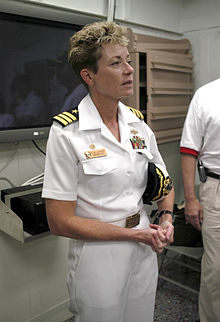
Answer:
[
  {"xmin": 180, "ymin": 0, "xmax": 220, "ymax": 33},
  {"xmin": 181, "ymin": 0, "xmax": 220, "ymax": 89},
  {"xmin": 115, "ymin": 0, "xmax": 182, "ymax": 37},
  {"xmin": 1, "ymin": 0, "xmax": 218, "ymax": 321},
  {"xmin": 0, "ymin": 234, "xmax": 70, "ymax": 322}
]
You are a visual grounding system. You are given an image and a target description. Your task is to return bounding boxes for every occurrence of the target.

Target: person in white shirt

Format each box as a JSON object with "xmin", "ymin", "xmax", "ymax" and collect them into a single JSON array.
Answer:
[
  {"xmin": 42, "ymin": 21, "xmax": 174, "ymax": 322},
  {"xmin": 10, "ymin": 74, "xmax": 45, "ymax": 126},
  {"xmin": 61, "ymin": 83, "xmax": 88, "ymax": 112},
  {"xmin": 180, "ymin": 78, "xmax": 220, "ymax": 322}
]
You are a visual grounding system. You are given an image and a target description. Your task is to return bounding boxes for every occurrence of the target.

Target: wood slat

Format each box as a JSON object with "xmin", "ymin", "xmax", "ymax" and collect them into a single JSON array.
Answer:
[
  {"xmin": 151, "ymin": 81, "xmax": 193, "ymax": 89},
  {"xmin": 149, "ymin": 118, "xmax": 184, "ymax": 131},
  {"xmin": 129, "ymin": 32, "xmax": 191, "ymax": 54},
  {"xmin": 150, "ymin": 105, "xmax": 188, "ymax": 120},
  {"xmin": 147, "ymin": 50, "xmax": 192, "ymax": 60},
  {"xmin": 150, "ymin": 105, "xmax": 188, "ymax": 114},
  {"xmin": 151, "ymin": 113, "xmax": 186, "ymax": 120},
  {"xmin": 151, "ymin": 89, "xmax": 193, "ymax": 95},
  {"xmin": 152, "ymin": 63, "xmax": 192, "ymax": 73},
  {"xmin": 134, "ymin": 33, "xmax": 190, "ymax": 46},
  {"xmin": 150, "ymin": 81, "xmax": 193, "ymax": 95},
  {"xmin": 150, "ymin": 53, "xmax": 193, "ymax": 67},
  {"xmin": 136, "ymin": 42, "xmax": 190, "ymax": 52},
  {"xmin": 157, "ymin": 135, "xmax": 182, "ymax": 144},
  {"xmin": 155, "ymin": 128, "xmax": 182, "ymax": 140}
]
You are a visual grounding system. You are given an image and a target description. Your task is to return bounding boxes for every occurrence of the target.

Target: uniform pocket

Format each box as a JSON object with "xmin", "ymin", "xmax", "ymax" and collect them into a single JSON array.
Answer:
[{"xmin": 81, "ymin": 157, "xmax": 116, "ymax": 175}]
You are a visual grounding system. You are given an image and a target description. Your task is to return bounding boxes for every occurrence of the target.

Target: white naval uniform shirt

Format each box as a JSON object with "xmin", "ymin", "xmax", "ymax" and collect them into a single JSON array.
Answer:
[
  {"xmin": 42, "ymin": 94, "xmax": 165, "ymax": 224},
  {"xmin": 180, "ymin": 78, "xmax": 220, "ymax": 175}
]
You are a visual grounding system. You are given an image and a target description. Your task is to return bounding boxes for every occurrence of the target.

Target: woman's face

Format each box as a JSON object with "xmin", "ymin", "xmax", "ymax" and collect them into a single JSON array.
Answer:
[{"xmin": 90, "ymin": 43, "xmax": 134, "ymax": 101}]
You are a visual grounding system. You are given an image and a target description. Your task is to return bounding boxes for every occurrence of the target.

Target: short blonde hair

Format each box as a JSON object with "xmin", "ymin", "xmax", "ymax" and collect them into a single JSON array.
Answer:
[{"xmin": 68, "ymin": 21, "xmax": 128, "ymax": 78}]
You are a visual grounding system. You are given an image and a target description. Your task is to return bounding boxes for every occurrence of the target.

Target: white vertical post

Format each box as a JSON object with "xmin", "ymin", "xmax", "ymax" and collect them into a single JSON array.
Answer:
[{"xmin": 107, "ymin": 0, "xmax": 116, "ymax": 22}]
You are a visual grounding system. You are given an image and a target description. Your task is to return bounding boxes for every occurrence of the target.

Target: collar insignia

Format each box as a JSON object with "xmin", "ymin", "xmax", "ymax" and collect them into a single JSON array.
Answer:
[
  {"xmin": 89, "ymin": 144, "xmax": 96, "ymax": 150},
  {"xmin": 130, "ymin": 129, "xmax": 138, "ymax": 134}
]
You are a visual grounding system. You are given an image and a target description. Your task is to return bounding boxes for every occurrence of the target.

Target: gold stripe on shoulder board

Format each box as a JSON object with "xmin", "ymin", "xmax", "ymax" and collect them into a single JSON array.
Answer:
[
  {"xmin": 127, "ymin": 106, "xmax": 144, "ymax": 120},
  {"xmin": 53, "ymin": 107, "xmax": 79, "ymax": 127},
  {"xmin": 53, "ymin": 115, "xmax": 69, "ymax": 126},
  {"xmin": 62, "ymin": 111, "xmax": 77, "ymax": 121}
]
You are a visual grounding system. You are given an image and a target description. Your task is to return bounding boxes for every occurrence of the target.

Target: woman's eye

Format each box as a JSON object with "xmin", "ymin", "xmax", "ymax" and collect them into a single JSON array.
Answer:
[{"xmin": 111, "ymin": 61, "xmax": 120, "ymax": 66}]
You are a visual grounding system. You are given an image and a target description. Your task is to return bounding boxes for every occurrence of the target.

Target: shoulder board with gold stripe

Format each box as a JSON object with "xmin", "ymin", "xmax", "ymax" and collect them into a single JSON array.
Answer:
[
  {"xmin": 53, "ymin": 108, "xmax": 79, "ymax": 127},
  {"xmin": 127, "ymin": 106, "xmax": 144, "ymax": 120}
]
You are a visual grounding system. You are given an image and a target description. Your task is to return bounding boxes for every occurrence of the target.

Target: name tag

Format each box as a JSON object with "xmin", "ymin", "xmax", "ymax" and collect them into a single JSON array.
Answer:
[{"xmin": 84, "ymin": 148, "xmax": 107, "ymax": 159}]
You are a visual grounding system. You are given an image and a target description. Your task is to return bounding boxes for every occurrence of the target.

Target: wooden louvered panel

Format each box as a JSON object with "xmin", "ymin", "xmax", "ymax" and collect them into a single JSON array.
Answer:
[
  {"xmin": 121, "ymin": 30, "xmax": 194, "ymax": 144},
  {"xmin": 147, "ymin": 50, "xmax": 193, "ymax": 142}
]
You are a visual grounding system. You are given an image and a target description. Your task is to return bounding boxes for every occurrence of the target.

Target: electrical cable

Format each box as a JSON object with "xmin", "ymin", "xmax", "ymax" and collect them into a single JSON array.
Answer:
[
  {"xmin": 21, "ymin": 172, "xmax": 44, "ymax": 186},
  {"xmin": 0, "ymin": 177, "xmax": 15, "ymax": 187},
  {"xmin": 32, "ymin": 140, "xmax": 46, "ymax": 155}
]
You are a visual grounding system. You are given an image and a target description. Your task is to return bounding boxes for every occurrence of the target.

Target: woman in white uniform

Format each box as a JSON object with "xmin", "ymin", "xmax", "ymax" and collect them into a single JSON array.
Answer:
[{"xmin": 42, "ymin": 21, "xmax": 174, "ymax": 322}]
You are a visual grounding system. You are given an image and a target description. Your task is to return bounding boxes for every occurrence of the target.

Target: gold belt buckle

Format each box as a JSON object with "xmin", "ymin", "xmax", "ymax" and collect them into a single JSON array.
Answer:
[{"xmin": 125, "ymin": 213, "xmax": 140, "ymax": 228}]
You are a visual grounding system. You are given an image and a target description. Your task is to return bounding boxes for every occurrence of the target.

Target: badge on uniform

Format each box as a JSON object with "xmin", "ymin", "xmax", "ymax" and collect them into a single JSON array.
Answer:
[
  {"xmin": 130, "ymin": 129, "xmax": 138, "ymax": 135},
  {"xmin": 84, "ymin": 148, "xmax": 107, "ymax": 159},
  {"xmin": 130, "ymin": 136, "xmax": 147, "ymax": 149}
]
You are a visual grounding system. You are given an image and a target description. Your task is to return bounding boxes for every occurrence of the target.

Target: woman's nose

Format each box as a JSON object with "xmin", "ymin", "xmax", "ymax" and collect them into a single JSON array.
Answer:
[{"xmin": 124, "ymin": 62, "xmax": 134, "ymax": 74}]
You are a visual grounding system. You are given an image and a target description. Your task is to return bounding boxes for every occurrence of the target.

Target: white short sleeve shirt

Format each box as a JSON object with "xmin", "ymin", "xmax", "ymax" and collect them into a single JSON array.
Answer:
[
  {"xmin": 180, "ymin": 78, "xmax": 220, "ymax": 174},
  {"xmin": 42, "ymin": 94, "xmax": 165, "ymax": 223}
]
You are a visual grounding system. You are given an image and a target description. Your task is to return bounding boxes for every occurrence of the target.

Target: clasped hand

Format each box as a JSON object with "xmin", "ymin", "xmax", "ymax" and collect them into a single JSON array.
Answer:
[{"xmin": 149, "ymin": 220, "xmax": 174, "ymax": 253}]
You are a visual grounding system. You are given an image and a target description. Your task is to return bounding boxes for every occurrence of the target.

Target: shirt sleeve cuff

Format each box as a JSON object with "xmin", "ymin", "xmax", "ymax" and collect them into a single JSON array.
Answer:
[{"xmin": 180, "ymin": 147, "xmax": 198, "ymax": 157}]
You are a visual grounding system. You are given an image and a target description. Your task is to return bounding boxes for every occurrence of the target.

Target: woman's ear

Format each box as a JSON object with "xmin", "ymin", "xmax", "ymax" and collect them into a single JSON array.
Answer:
[{"xmin": 80, "ymin": 69, "xmax": 94, "ymax": 87}]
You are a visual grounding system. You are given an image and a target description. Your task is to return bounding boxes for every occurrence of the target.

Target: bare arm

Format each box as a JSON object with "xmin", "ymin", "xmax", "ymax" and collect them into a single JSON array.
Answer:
[
  {"xmin": 45, "ymin": 198, "xmax": 166, "ymax": 253},
  {"xmin": 157, "ymin": 186, "xmax": 175, "ymax": 222},
  {"xmin": 181, "ymin": 154, "xmax": 203, "ymax": 230}
]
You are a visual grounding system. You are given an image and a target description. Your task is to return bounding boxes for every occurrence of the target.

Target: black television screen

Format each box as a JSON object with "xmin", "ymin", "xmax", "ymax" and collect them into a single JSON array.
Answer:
[{"xmin": 0, "ymin": 12, "xmax": 88, "ymax": 143}]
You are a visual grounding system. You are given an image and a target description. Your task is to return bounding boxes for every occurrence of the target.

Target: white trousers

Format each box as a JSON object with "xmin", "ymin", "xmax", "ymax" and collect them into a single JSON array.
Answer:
[
  {"xmin": 67, "ymin": 238, "xmax": 158, "ymax": 322},
  {"xmin": 199, "ymin": 176, "xmax": 220, "ymax": 322}
]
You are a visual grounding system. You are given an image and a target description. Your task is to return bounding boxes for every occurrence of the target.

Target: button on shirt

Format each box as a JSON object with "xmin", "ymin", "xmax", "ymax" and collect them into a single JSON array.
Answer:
[
  {"xmin": 180, "ymin": 78, "xmax": 220, "ymax": 175},
  {"xmin": 42, "ymin": 94, "xmax": 165, "ymax": 223}
]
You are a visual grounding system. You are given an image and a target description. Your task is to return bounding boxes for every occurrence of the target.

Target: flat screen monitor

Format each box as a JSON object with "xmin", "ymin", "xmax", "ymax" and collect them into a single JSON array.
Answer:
[{"xmin": 0, "ymin": 12, "xmax": 88, "ymax": 143}]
